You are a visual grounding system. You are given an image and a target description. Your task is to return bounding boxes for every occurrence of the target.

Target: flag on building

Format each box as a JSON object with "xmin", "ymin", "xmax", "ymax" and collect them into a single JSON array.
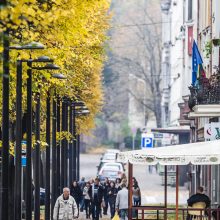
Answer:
[{"xmin": 192, "ymin": 40, "xmax": 205, "ymax": 85}]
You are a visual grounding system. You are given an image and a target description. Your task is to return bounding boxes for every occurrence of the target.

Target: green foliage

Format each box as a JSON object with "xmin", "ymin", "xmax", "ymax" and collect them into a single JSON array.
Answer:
[
  {"xmin": 204, "ymin": 40, "xmax": 212, "ymax": 58},
  {"xmin": 121, "ymin": 119, "xmax": 132, "ymax": 137}
]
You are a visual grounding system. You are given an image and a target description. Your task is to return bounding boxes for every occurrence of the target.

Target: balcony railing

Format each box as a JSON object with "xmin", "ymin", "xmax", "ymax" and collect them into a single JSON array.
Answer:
[
  {"xmin": 132, "ymin": 206, "xmax": 220, "ymax": 220},
  {"xmin": 188, "ymin": 66, "xmax": 220, "ymax": 110}
]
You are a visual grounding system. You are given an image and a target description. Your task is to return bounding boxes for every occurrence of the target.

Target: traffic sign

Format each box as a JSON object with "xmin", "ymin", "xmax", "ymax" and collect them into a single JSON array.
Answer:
[
  {"xmin": 22, "ymin": 157, "xmax": 26, "ymax": 167},
  {"xmin": 141, "ymin": 133, "xmax": 154, "ymax": 148}
]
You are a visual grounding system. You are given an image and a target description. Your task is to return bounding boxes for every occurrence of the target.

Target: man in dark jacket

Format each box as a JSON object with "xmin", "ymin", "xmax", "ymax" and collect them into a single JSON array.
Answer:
[
  {"xmin": 89, "ymin": 178, "xmax": 104, "ymax": 220},
  {"xmin": 187, "ymin": 186, "xmax": 211, "ymax": 220},
  {"xmin": 103, "ymin": 177, "xmax": 110, "ymax": 215},
  {"xmin": 79, "ymin": 177, "xmax": 86, "ymax": 212},
  {"xmin": 187, "ymin": 186, "xmax": 210, "ymax": 207}
]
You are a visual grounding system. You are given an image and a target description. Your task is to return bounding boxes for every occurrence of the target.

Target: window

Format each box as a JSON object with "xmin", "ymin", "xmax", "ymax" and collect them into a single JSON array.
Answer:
[{"xmin": 188, "ymin": 0, "xmax": 192, "ymax": 21}]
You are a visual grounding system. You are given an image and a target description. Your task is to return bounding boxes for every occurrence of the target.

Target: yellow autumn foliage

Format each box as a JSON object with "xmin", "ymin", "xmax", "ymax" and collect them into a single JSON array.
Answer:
[{"xmin": 0, "ymin": 0, "xmax": 111, "ymax": 138}]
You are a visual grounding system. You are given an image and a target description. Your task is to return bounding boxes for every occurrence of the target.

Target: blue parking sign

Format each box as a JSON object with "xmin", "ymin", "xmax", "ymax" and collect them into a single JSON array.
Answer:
[{"xmin": 141, "ymin": 137, "xmax": 153, "ymax": 148}]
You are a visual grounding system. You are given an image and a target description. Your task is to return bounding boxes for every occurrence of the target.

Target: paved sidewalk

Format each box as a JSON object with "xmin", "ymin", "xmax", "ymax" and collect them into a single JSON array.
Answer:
[{"xmin": 78, "ymin": 211, "xmax": 111, "ymax": 220}]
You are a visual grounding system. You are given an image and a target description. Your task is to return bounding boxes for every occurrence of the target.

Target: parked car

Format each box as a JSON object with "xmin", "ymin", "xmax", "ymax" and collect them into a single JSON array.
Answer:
[
  {"xmin": 97, "ymin": 152, "xmax": 118, "ymax": 174},
  {"xmin": 106, "ymin": 149, "xmax": 120, "ymax": 154},
  {"xmin": 98, "ymin": 162, "xmax": 125, "ymax": 181},
  {"xmin": 102, "ymin": 152, "xmax": 117, "ymax": 162}
]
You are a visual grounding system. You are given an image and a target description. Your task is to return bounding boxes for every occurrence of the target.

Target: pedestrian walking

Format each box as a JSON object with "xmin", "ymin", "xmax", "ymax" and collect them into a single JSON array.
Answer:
[
  {"xmin": 89, "ymin": 177, "xmax": 104, "ymax": 220},
  {"xmin": 107, "ymin": 181, "xmax": 118, "ymax": 218},
  {"xmin": 132, "ymin": 181, "xmax": 141, "ymax": 206},
  {"xmin": 79, "ymin": 177, "xmax": 86, "ymax": 212},
  {"xmin": 115, "ymin": 178, "xmax": 121, "ymax": 191},
  {"xmin": 115, "ymin": 183, "xmax": 128, "ymax": 220},
  {"xmin": 53, "ymin": 187, "xmax": 78, "ymax": 220},
  {"xmin": 103, "ymin": 177, "xmax": 110, "ymax": 215},
  {"xmin": 83, "ymin": 182, "xmax": 92, "ymax": 219},
  {"xmin": 70, "ymin": 181, "xmax": 82, "ymax": 214}
]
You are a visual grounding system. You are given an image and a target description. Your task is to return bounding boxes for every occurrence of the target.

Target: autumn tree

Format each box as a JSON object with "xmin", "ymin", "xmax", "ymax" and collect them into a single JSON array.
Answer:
[{"xmin": 0, "ymin": 0, "xmax": 111, "ymax": 139}]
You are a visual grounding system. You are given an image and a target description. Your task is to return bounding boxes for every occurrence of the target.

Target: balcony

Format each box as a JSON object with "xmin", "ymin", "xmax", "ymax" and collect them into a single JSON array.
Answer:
[{"xmin": 188, "ymin": 66, "xmax": 220, "ymax": 117}]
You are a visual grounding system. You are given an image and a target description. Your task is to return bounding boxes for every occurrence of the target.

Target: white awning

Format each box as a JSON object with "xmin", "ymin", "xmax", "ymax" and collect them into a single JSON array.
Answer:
[{"xmin": 118, "ymin": 140, "xmax": 220, "ymax": 165}]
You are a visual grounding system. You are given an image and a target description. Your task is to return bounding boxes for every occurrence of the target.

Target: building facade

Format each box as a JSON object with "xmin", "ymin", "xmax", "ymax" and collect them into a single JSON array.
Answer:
[{"xmin": 161, "ymin": 0, "xmax": 220, "ymax": 203}]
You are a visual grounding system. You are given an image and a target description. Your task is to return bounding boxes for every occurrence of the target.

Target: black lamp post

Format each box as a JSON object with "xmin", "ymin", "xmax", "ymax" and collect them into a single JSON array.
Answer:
[
  {"xmin": 51, "ymin": 95, "xmax": 57, "ymax": 220},
  {"xmin": 71, "ymin": 102, "xmax": 88, "ymax": 180},
  {"xmin": 46, "ymin": 73, "xmax": 66, "ymax": 220},
  {"xmin": 26, "ymin": 57, "xmax": 56, "ymax": 220},
  {"xmin": 56, "ymin": 96, "xmax": 61, "ymax": 197},
  {"xmin": 75, "ymin": 109, "xmax": 90, "ymax": 180},
  {"xmin": 69, "ymin": 102, "xmax": 73, "ymax": 185},
  {"xmin": 61, "ymin": 97, "xmax": 69, "ymax": 189},
  {"xmin": 8, "ymin": 44, "xmax": 47, "ymax": 220},
  {"xmin": 14, "ymin": 60, "xmax": 23, "ymax": 220},
  {"xmin": 1, "ymin": 28, "xmax": 10, "ymax": 220},
  {"xmin": 31, "ymin": 63, "xmax": 60, "ymax": 220},
  {"xmin": 1, "ymin": 41, "xmax": 45, "ymax": 220}
]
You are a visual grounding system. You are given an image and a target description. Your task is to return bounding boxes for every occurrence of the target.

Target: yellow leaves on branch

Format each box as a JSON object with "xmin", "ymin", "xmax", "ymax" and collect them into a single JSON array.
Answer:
[{"xmin": 0, "ymin": 0, "xmax": 111, "ymax": 134}]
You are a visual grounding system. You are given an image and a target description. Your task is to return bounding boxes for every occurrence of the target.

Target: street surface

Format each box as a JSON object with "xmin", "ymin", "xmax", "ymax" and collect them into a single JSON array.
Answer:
[{"xmin": 80, "ymin": 153, "xmax": 189, "ymax": 206}]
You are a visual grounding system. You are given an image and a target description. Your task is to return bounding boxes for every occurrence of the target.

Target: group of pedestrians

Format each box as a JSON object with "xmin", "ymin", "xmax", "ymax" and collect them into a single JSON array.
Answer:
[{"xmin": 53, "ymin": 176, "xmax": 129, "ymax": 220}]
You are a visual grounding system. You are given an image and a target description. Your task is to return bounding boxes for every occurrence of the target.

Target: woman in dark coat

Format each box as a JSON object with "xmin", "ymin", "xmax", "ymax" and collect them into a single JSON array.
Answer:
[
  {"xmin": 107, "ymin": 181, "xmax": 118, "ymax": 218},
  {"xmin": 70, "ymin": 180, "xmax": 82, "ymax": 214}
]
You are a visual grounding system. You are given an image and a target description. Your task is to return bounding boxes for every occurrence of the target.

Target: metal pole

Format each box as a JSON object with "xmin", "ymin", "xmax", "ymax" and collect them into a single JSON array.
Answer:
[
  {"xmin": 73, "ymin": 104, "xmax": 77, "ymax": 181},
  {"xmin": 76, "ymin": 134, "xmax": 80, "ymax": 181},
  {"xmin": 164, "ymin": 165, "xmax": 167, "ymax": 220},
  {"xmin": 45, "ymin": 94, "xmax": 51, "ymax": 220},
  {"xmin": 69, "ymin": 104, "xmax": 73, "ymax": 185},
  {"xmin": 26, "ymin": 63, "xmax": 33, "ymax": 220},
  {"xmin": 132, "ymin": 134, "xmax": 135, "ymax": 150},
  {"xmin": 175, "ymin": 165, "xmax": 179, "ymax": 220},
  {"xmin": 56, "ymin": 98, "xmax": 61, "ymax": 196},
  {"xmin": 64, "ymin": 101, "xmax": 68, "ymax": 186},
  {"xmin": 128, "ymin": 162, "xmax": 133, "ymax": 220},
  {"xmin": 34, "ymin": 92, "xmax": 41, "ymax": 220},
  {"xmin": 51, "ymin": 97, "xmax": 57, "ymax": 220},
  {"xmin": 1, "ymin": 29, "xmax": 10, "ymax": 220},
  {"xmin": 61, "ymin": 100, "xmax": 65, "ymax": 188},
  {"xmin": 14, "ymin": 60, "xmax": 22, "ymax": 220}
]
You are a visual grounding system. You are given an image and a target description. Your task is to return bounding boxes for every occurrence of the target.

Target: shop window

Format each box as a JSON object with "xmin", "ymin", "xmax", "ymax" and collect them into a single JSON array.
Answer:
[{"xmin": 188, "ymin": 0, "xmax": 192, "ymax": 21}]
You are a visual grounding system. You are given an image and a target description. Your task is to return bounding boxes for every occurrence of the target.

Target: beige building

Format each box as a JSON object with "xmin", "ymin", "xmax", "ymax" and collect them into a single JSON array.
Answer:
[{"xmin": 161, "ymin": 0, "xmax": 220, "ymax": 203}]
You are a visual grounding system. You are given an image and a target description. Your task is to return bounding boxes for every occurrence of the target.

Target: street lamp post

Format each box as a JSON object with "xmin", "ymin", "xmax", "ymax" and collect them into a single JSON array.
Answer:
[
  {"xmin": 75, "ymin": 109, "xmax": 90, "ymax": 180},
  {"xmin": 34, "ymin": 90, "xmax": 41, "ymax": 220},
  {"xmin": 45, "ymin": 92, "xmax": 50, "ymax": 220},
  {"xmin": 69, "ymin": 102, "xmax": 73, "ymax": 185},
  {"xmin": 71, "ymin": 104, "xmax": 89, "ymax": 181},
  {"xmin": 72, "ymin": 103, "xmax": 76, "ymax": 181},
  {"xmin": 14, "ymin": 60, "xmax": 23, "ymax": 220},
  {"xmin": 7, "ymin": 43, "xmax": 46, "ymax": 220},
  {"xmin": 26, "ymin": 61, "xmax": 33, "ymax": 220},
  {"xmin": 46, "ymin": 74, "xmax": 66, "ymax": 220},
  {"xmin": 76, "ymin": 134, "xmax": 80, "ymax": 181},
  {"xmin": 1, "ymin": 41, "xmax": 45, "ymax": 220},
  {"xmin": 31, "ymin": 63, "xmax": 60, "ymax": 220},
  {"xmin": 1, "ymin": 28, "xmax": 10, "ymax": 220},
  {"xmin": 56, "ymin": 97, "xmax": 61, "ymax": 196},
  {"xmin": 49, "ymin": 75, "xmax": 66, "ymax": 220},
  {"xmin": 51, "ymin": 96, "xmax": 57, "ymax": 220},
  {"xmin": 61, "ymin": 97, "xmax": 68, "ymax": 188},
  {"xmin": 26, "ymin": 57, "xmax": 56, "ymax": 220}
]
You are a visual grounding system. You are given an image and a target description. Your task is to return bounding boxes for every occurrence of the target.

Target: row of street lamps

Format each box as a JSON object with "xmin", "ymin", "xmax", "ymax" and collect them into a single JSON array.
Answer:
[{"xmin": 1, "ymin": 41, "xmax": 89, "ymax": 220}]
